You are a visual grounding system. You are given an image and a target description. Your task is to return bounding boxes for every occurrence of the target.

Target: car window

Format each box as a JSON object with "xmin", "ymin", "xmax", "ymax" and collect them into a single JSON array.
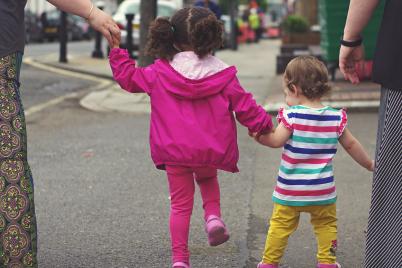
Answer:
[
  {"xmin": 117, "ymin": 2, "xmax": 140, "ymax": 15},
  {"xmin": 46, "ymin": 10, "xmax": 60, "ymax": 20},
  {"xmin": 158, "ymin": 5, "xmax": 175, "ymax": 17}
]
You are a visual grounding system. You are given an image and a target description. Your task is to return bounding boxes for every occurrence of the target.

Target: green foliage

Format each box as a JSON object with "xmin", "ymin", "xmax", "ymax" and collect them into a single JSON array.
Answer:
[{"xmin": 282, "ymin": 15, "xmax": 309, "ymax": 33}]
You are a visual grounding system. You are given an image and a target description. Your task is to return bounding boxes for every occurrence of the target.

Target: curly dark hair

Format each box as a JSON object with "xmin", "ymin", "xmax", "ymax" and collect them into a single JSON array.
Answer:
[
  {"xmin": 285, "ymin": 56, "xmax": 332, "ymax": 100},
  {"xmin": 145, "ymin": 7, "xmax": 224, "ymax": 60}
]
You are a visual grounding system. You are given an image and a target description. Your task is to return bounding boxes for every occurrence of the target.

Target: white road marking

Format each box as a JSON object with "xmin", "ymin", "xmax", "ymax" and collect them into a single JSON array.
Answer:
[{"xmin": 22, "ymin": 58, "xmax": 113, "ymax": 116}]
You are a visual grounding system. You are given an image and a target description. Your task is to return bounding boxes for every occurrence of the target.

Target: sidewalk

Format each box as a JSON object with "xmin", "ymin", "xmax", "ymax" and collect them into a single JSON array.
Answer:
[{"xmin": 29, "ymin": 40, "xmax": 381, "ymax": 114}]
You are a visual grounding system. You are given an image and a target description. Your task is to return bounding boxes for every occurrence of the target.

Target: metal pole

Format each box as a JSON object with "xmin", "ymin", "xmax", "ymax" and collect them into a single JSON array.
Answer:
[
  {"xmin": 139, "ymin": 0, "xmax": 157, "ymax": 66},
  {"xmin": 59, "ymin": 11, "xmax": 68, "ymax": 63},
  {"xmin": 92, "ymin": 4, "xmax": 105, "ymax": 58},
  {"xmin": 125, "ymin": 13, "xmax": 135, "ymax": 58},
  {"xmin": 230, "ymin": 0, "xmax": 238, "ymax": 51}
]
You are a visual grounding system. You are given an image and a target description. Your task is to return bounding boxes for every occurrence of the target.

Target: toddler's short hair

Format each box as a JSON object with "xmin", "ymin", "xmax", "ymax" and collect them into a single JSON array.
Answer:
[{"xmin": 285, "ymin": 56, "xmax": 331, "ymax": 99}]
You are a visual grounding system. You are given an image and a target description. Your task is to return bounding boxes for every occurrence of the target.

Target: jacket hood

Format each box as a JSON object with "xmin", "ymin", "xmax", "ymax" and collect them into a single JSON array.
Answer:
[{"xmin": 154, "ymin": 59, "xmax": 237, "ymax": 100}]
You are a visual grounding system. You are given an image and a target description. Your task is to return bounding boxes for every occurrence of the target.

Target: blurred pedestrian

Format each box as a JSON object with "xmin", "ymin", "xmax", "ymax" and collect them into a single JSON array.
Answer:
[
  {"xmin": 249, "ymin": 8, "xmax": 261, "ymax": 42},
  {"xmin": 109, "ymin": 7, "xmax": 273, "ymax": 268},
  {"xmin": 0, "ymin": 0, "xmax": 120, "ymax": 266},
  {"xmin": 339, "ymin": 0, "xmax": 402, "ymax": 267},
  {"xmin": 194, "ymin": 0, "xmax": 222, "ymax": 19},
  {"xmin": 249, "ymin": 0, "xmax": 259, "ymax": 9}
]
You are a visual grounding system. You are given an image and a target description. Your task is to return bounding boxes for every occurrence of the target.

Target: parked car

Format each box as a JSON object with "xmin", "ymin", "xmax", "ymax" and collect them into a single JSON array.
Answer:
[
  {"xmin": 41, "ymin": 10, "xmax": 85, "ymax": 42},
  {"xmin": 71, "ymin": 15, "xmax": 94, "ymax": 40},
  {"xmin": 113, "ymin": 0, "xmax": 178, "ymax": 52},
  {"xmin": 25, "ymin": 10, "xmax": 43, "ymax": 43}
]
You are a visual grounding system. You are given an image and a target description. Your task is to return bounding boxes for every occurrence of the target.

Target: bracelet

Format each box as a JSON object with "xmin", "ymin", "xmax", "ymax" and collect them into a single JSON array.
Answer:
[
  {"xmin": 86, "ymin": 2, "xmax": 95, "ymax": 21},
  {"xmin": 340, "ymin": 37, "xmax": 363, "ymax": 47}
]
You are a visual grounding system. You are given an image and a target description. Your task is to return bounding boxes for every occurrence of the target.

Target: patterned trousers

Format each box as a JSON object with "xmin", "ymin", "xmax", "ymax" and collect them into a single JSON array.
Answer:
[
  {"xmin": 364, "ymin": 88, "xmax": 402, "ymax": 267},
  {"xmin": 0, "ymin": 53, "xmax": 37, "ymax": 267}
]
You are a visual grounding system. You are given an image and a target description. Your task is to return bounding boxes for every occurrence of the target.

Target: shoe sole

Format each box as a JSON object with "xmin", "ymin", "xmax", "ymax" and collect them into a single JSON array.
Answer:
[{"xmin": 208, "ymin": 225, "xmax": 230, "ymax": 246}]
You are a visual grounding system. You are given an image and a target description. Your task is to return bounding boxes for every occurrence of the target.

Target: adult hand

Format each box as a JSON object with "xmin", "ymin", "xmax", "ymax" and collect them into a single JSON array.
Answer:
[
  {"xmin": 87, "ymin": 7, "xmax": 121, "ymax": 48},
  {"xmin": 339, "ymin": 44, "xmax": 365, "ymax": 84}
]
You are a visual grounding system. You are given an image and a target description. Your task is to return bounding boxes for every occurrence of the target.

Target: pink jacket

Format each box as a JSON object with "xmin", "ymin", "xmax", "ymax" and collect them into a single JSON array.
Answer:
[{"xmin": 109, "ymin": 48, "xmax": 273, "ymax": 172}]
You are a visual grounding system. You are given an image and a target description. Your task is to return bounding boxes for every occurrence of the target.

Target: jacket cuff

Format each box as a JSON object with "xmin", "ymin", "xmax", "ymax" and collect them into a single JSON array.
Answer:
[{"xmin": 109, "ymin": 48, "xmax": 129, "ymax": 58}]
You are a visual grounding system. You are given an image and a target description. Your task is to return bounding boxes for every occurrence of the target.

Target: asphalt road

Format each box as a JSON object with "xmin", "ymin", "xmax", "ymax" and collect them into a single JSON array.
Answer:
[
  {"xmin": 19, "ymin": 64, "xmax": 95, "ymax": 110},
  {"xmin": 19, "ymin": 41, "xmax": 379, "ymax": 267},
  {"xmin": 24, "ymin": 94, "xmax": 378, "ymax": 268},
  {"xmin": 25, "ymin": 40, "xmax": 96, "ymax": 58}
]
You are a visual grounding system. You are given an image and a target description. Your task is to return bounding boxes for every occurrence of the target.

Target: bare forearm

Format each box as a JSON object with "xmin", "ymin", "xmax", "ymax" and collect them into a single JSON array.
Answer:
[
  {"xmin": 257, "ymin": 132, "xmax": 283, "ymax": 148},
  {"xmin": 344, "ymin": 140, "xmax": 372, "ymax": 170},
  {"xmin": 47, "ymin": 0, "xmax": 92, "ymax": 18},
  {"xmin": 257, "ymin": 133, "xmax": 277, "ymax": 148},
  {"xmin": 343, "ymin": 0, "xmax": 380, "ymax": 40}
]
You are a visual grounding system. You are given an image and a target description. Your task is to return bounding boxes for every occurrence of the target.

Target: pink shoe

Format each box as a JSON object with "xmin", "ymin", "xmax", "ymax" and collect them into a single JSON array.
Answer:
[
  {"xmin": 257, "ymin": 262, "xmax": 279, "ymax": 268},
  {"xmin": 172, "ymin": 262, "xmax": 190, "ymax": 268},
  {"xmin": 317, "ymin": 263, "xmax": 341, "ymax": 268},
  {"xmin": 205, "ymin": 215, "xmax": 230, "ymax": 246}
]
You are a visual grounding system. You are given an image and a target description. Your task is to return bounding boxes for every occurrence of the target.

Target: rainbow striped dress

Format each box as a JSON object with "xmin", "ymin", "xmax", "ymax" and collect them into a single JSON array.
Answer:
[{"xmin": 273, "ymin": 105, "xmax": 348, "ymax": 206}]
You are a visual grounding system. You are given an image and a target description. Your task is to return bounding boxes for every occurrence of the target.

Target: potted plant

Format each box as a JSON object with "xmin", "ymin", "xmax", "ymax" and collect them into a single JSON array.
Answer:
[{"xmin": 282, "ymin": 15, "xmax": 320, "ymax": 45}]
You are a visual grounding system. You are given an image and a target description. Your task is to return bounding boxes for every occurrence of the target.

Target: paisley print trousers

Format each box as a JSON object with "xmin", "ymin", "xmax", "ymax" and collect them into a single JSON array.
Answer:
[{"xmin": 0, "ymin": 53, "xmax": 37, "ymax": 268}]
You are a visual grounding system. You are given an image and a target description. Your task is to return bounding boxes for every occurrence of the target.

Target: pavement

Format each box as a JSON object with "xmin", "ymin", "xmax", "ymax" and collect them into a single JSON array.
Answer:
[
  {"xmin": 22, "ymin": 40, "xmax": 377, "ymax": 267},
  {"xmin": 27, "ymin": 39, "xmax": 381, "ymax": 115}
]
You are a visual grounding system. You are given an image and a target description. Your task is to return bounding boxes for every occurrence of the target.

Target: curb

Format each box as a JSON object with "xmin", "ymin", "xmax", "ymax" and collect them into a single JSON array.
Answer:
[
  {"xmin": 80, "ymin": 88, "xmax": 151, "ymax": 114},
  {"xmin": 29, "ymin": 59, "xmax": 380, "ymax": 114},
  {"xmin": 34, "ymin": 61, "xmax": 114, "ymax": 81}
]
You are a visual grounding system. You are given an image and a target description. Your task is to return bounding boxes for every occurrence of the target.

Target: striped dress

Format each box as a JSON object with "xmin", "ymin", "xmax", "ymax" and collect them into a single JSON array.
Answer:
[{"xmin": 273, "ymin": 105, "xmax": 347, "ymax": 207}]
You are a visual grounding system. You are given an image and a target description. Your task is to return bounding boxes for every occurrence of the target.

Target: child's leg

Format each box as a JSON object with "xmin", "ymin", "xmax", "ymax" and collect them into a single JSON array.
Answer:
[
  {"xmin": 261, "ymin": 203, "xmax": 300, "ymax": 265},
  {"xmin": 194, "ymin": 167, "xmax": 229, "ymax": 246},
  {"xmin": 194, "ymin": 167, "xmax": 220, "ymax": 221},
  {"xmin": 308, "ymin": 204, "xmax": 337, "ymax": 265},
  {"xmin": 166, "ymin": 166, "xmax": 195, "ymax": 265}
]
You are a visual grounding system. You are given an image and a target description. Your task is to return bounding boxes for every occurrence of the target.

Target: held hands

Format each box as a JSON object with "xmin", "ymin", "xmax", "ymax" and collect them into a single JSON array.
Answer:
[
  {"xmin": 87, "ymin": 7, "xmax": 121, "ymax": 48},
  {"xmin": 248, "ymin": 131, "xmax": 260, "ymax": 142},
  {"xmin": 111, "ymin": 33, "xmax": 121, "ymax": 49}
]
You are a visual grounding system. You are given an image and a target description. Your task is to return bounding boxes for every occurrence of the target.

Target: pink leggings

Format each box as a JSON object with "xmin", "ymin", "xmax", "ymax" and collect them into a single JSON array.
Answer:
[{"xmin": 166, "ymin": 165, "xmax": 221, "ymax": 265}]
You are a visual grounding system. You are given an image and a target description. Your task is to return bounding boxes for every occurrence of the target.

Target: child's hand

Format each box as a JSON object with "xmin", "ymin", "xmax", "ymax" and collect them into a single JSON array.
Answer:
[
  {"xmin": 111, "ymin": 31, "xmax": 121, "ymax": 49},
  {"xmin": 248, "ymin": 131, "xmax": 258, "ymax": 138},
  {"xmin": 248, "ymin": 132, "xmax": 261, "ymax": 143},
  {"xmin": 367, "ymin": 160, "xmax": 375, "ymax": 172}
]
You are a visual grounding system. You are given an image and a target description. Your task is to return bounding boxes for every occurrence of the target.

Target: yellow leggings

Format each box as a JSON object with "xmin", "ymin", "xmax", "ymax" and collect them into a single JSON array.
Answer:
[{"xmin": 261, "ymin": 203, "xmax": 337, "ymax": 265}]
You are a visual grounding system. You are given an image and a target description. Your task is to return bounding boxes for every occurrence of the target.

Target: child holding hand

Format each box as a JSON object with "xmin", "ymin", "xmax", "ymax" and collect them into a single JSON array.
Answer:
[
  {"xmin": 253, "ymin": 56, "xmax": 373, "ymax": 268},
  {"xmin": 109, "ymin": 7, "xmax": 273, "ymax": 268}
]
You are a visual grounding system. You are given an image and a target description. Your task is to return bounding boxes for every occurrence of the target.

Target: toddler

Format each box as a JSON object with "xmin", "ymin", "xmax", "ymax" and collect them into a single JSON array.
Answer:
[
  {"xmin": 109, "ymin": 7, "xmax": 273, "ymax": 268},
  {"xmin": 253, "ymin": 56, "xmax": 374, "ymax": 268}
]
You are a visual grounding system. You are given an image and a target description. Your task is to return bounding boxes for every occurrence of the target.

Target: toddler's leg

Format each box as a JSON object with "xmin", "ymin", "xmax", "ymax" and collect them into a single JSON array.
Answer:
[
  {"xmin": 166, "ymin": 166, "xmax": 195, "ymax": 266},
  {"xmin": 194, "ymin": 167, "xmax": 220, "ymax": 220},
  {"xmin": 194, "ymin": 167, "xmax": 229, "ymax": 246},
  {"xmin": 308, "ymin": 204, "xmax": 338, "ymax": 266},
  {"xmin": 261, "ymin": 203, "xmax": 300, "ymax": 266}
]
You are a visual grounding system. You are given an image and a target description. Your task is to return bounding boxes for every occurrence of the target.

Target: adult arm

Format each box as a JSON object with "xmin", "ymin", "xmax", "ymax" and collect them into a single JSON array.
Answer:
[
  {"xmin": 47, "ymin": 0, "xmax": 120, "ymax": 47},
  {"xmin": 339, "ymin": 0, "xmax": 380, "ymax": 84}
]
